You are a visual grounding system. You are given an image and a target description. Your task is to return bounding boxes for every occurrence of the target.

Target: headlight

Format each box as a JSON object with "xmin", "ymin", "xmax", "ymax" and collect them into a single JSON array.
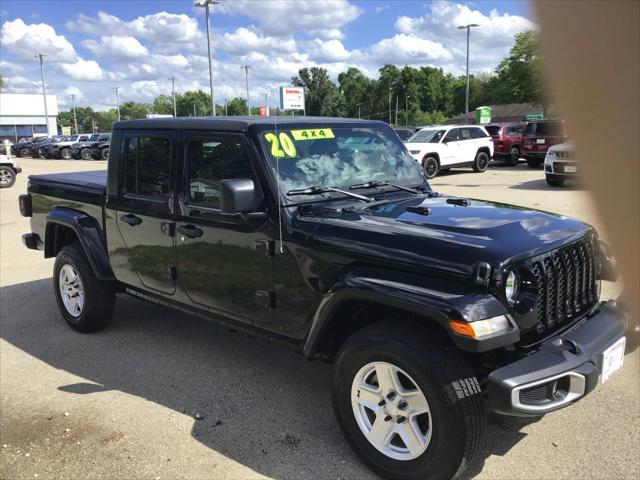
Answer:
[
  {"xmin": 449, "ymin": 315, "xmax": 511, "ymax": 338},
  {"xmin": 505, "ymin": 270, "xmax": 519, "ymax": 304}
]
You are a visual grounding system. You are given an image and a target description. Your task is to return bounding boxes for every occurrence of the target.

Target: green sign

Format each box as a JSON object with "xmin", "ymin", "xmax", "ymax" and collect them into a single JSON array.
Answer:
[
  {"xmin": 525, "ymin": 114, "xmax": 544, "ymax": 120},
  {"xmin": 475, "ymin": 106, "xmax": 492, "ymax": 124}
]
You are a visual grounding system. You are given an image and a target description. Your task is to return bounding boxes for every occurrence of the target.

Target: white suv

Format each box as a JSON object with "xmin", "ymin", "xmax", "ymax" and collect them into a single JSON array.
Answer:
[
  {"xmin": 544, "ymin": 142, "xmax": 576, "ymax": 186},
  {"xmin": 405, "ymin": 125, "xmax": 494, "ymax": 178}
]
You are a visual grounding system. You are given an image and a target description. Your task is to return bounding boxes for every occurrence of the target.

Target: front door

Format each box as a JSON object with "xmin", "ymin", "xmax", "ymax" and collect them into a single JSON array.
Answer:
[
  {"xmin": 175, "ymin": 132, "xmax": 274, "ymax": 325},
  {"xmin": 114, "ymin": 131, "xmax": 177, "ymax": 295},
  {"xmin": 441, "ymin": 128, "xmax": 462, "ymax": 166}
]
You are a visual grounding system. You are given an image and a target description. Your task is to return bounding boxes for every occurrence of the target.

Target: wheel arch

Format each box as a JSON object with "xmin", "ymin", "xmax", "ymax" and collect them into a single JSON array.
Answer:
[
  {"xmin": 476, "ymin": 146, "xmax": 491, "ymax": 156},
  {"xmin": 45, "ymin": 207, "xmax": 114, "ymax": 281},
  {"xmin": 422, "ymin": 152, "xmax": 440, "ymax": 165}
]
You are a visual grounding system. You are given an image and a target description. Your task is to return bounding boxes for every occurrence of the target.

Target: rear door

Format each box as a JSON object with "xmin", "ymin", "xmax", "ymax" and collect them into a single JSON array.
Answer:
[
  {"xmin": 174, "ymin": 131, "xmax": 274, "ymax": 325},
  {"xmin": 113, "ymin": 130, "xmax": 177, "ymax": 295}
]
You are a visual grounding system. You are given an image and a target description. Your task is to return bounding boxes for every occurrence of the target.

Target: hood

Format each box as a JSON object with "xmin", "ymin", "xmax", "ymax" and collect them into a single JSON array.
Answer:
[
  {"xmin": 405, "ymin": 142, "xmax": 430, "ymax": 152},
  {"xmin": 548, "ymin": 142, "xmax": 574, "ymax": 153},
  {"xmin": 300, "ymin": 194, "xmax": 591, "ymax": 280}
]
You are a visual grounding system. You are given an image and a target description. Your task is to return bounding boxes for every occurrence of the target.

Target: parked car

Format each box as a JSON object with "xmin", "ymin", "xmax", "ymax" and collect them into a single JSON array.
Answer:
[
  {"xmin": 40, "ymin": 136, "xmax": 70, "ymax": 159},
  {"xmin": 485, "ymin": 122, "xmax": 524, "ymax": 166},
  {"xmin": 19, "ymin": 117, "xmax": 627, "ymax": 480},
  {"xmin": 522, "ymin": 119, "xmax": 566, "ymax": 168},
  {"xmin": 405, "ymin": 124, "xmax": 494, "ymax": 178},
  {"xmin": 545, "ymin": 142, "xmax": 577, "ymax": 186},
  {"xmin": 90, "ymin": 139, "xmax": 110, "ymax": 160},
  {"xmin": 393, "ymin": 126, "xmax": 417, "ymax": 142},
  {"xmin": 0, "ymin": 140, "xmax": 22, "ymax": 188},
  {"xmin": 48, "ymin": 134, "xmax": 92, "ymax": 159},
  {"xmin": 28, "ymin": 136, "xmax": 60, "ymax": 158},
  {"xmin": 72, "ymin": 133, "xmax": 111, "ymax": 160},
  {"xmin": 10, "ymin": 137, "xmax": 38, "ymax": 157}
]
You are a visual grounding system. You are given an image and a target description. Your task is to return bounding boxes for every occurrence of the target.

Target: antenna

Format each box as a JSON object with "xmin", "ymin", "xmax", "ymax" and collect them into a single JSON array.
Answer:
[{"xmin": 273, "ymin": 93, "xmax": 285, "ymax": 254}]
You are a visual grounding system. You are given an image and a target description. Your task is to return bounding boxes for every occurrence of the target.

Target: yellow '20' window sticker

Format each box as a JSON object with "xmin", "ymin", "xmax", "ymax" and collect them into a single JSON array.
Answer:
[{"xmin": 290, "ymin": 129, "xmax": 335, "ymax": 141}]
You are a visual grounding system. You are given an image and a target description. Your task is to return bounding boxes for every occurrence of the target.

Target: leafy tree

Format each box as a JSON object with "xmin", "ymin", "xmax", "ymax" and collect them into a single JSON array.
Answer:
[
  {"xmin": 152, "ymin": 95, "xmax": 174, "ymax": 115},
  {"xmin": 177, "ymin": 90, "xmax": 212, "ymax": 116},
  {"xmin": 94, "ymin": 110, "xmax": 118, "ymax": 132},
  {"xmin": 225, "ymin": 97, "xmax": 249, "ymax": 116},
  {"xmin": 119, "ymin": 101, "xmax": 150, "ymax": 120},
  {"xmin": 292, "ymin": 67, "xmax": 341, "ymax": 116},
  {"xmin": 338, "ymin": 67, "xmax": 375, "ymax": 118}
]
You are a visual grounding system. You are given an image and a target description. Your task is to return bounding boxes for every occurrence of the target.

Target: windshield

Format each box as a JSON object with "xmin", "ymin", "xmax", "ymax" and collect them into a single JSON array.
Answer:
[
  {"xmin": 525, "ymin": 121, "xmax": 563, "ymax": 136},
  {"xmin": 485, "ymin": 126, "xmax": 501, "ymax": 136},
  {"xmin": 259, "ymin": 125, "xmax": 423, "ymax": 199},
  {"xmin": 89, "ymin": 134, "xmax": 100, "ymax": 141},
  {"xmin": 407, "ymin": 129, "xmax": 446, "ymax": 144}
]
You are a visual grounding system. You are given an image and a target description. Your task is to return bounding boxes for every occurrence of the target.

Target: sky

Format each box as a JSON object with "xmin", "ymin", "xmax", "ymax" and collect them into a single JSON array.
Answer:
[{"xmin": 0, "ymin": 0, "xmax": 536, "ymax": 112}]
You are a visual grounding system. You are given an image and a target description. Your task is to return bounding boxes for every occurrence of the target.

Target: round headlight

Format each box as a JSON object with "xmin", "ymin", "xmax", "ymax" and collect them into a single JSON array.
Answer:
[{"xmin": 505, "ymin": 270, "xmax": 519, "ymax": 304}]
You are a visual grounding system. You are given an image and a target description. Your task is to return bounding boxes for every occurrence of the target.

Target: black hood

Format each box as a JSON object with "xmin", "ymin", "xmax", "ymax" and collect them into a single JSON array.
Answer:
[{"xmin": 297, "ymin": 194, "xmax": 592, "ymax": 280}]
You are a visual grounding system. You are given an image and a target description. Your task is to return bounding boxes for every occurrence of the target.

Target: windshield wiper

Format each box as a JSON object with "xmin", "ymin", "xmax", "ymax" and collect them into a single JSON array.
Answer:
[
  {"xmin": 349, "ymin": 180, "xmax": 422, "ymax": 194},
  {"xmin": 287, "ymin": 185, "xmax": 374, "ymax": 203}
]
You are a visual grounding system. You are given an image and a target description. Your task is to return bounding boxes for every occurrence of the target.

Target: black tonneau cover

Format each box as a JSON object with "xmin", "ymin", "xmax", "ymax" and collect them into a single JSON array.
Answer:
[{"xmin": 29, "ymin": 170, "xmax": 107, "ymax": 193}]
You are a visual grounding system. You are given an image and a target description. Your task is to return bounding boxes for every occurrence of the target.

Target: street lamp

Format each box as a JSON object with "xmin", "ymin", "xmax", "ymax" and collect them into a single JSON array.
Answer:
[
  {"xmin": 241, "ymin": 65, "xmax": 250, "ymax": 115},
  {"xmin": 356, "ymin": 102, "xmax": 363, "ymax": 119},
  {"xmin": 169, "ymin": 77, "xmax": 177, "ymax": 117},
  {"xmin": 192, "ymin": 101, "xmax": 197, "ymax": 116},
  {"xmin": 388, "ymin": 87, "xmax": 393, "ymax": 125},
  {"xmin": 194, "ymin": 0, "xmax": 219, "ymax": 116},
  {"xmin": 458, "ymin": 23, "xmax": 479, "ymax": 123},
  {"xmin": 34, "ymin": 54, "xmax": 50, "ymax": 136},
  {"xmin": 70, "ymin": 94, "xmax": 78, "ymax": 133},
  {"xmin": 113, "ymin": 86, "xmax": 121, "ymax": 121},
  {"xmin": 405, "ymin": 95, "xmax": 410, "ymax": 125}
]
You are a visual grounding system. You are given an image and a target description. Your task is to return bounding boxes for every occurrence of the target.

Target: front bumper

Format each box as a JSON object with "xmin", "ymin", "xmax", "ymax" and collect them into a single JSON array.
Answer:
[{"xmin": 488, "ymin": 300, "xmax": 628, "ymax": 416}]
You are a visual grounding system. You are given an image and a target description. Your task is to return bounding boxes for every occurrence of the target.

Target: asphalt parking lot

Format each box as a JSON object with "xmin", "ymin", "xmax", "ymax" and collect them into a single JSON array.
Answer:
[{"xmin": 1, "ymin": 158, "xmax": 638, "ymax": 480}]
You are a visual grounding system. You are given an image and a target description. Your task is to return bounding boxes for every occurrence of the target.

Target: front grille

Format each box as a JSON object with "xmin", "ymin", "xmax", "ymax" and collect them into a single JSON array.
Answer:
[
  {"xmin": 530, "ymin": 238, "xmax": 598, "ymax": 334},
  {"xmin": 555, "ymin": 150, "xmax": 572, "ymax": 159},
  {"xmin": 520, "ymin": 381, "xmax": 557, "ymax": 405}
]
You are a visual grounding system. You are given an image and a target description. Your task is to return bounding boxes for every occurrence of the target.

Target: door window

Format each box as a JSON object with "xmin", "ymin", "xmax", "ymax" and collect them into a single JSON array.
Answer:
[
  {"xmin": 124, "ymin": 136, "xmax": 171, "ymax": 199},
  {"xmin": 187, "ymin": 137, "xmax": 254, "ymax": 209},
  {"xmin": 471, "ymin": 128, "xmax": 488, "ymax": 138},
  {"xmin": 443, "ymin": 129, "xmax": 460, "ymax": 142}
]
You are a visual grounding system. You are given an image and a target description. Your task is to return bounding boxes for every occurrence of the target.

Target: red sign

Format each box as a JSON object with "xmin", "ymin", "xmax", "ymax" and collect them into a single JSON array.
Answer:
[{"xmin": 259, "ymin": 106, "xmax": 267, "ymax": 116}]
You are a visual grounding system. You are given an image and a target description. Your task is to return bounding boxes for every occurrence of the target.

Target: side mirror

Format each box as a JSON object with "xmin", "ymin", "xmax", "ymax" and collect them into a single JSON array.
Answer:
[{"xmin": 220, "ymin": 179, "xmax": 261, "ymax": 214}]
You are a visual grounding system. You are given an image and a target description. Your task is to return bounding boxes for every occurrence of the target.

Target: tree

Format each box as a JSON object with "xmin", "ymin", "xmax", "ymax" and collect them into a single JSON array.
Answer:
[
  {"xmin": 292, "ymin": 67, "xmax": 341, "ymax": 116},
  {"xmin": 119, "ymin": 101, "xmax": 150, "ymax": 120},
  {"xmin": 225, "ymin": 97, "xmax": 249, "ymax": 116},
  {"xmin": 176, "ymin": 90, "xmax": 212, "ymax": 116},
  {"xmin": 338, "ymin": 67, "xmax": 375, "ymax": 118},
  {"xmin": 152, "ymin": 95, "xmax": 174, "ymax": 115},
  {"xmin": 94, "ymin": 110, "xmax": 118, "ymax": 132}
]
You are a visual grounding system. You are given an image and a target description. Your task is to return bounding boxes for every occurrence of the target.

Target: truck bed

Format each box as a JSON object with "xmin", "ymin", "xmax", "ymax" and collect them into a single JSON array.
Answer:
[{"xmin": 29, "ymin": 170, "xmax": 107, "ymax": 193}]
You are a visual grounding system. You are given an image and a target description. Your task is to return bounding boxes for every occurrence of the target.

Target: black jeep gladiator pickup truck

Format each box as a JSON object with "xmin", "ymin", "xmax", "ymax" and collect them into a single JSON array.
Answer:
[{"xmin": 19, "ymin": 117, "xmax": 628, "ymax": 480}]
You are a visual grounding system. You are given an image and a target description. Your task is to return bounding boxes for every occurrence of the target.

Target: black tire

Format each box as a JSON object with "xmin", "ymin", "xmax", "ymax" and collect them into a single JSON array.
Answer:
[
  {"xmin": 53, "ymin": 243, "xmax": 115, "ymax": 333},
  {"xmin": 80, "ymin": 148, "xmax": 93, "ymax": 160},
  {"xmin": 472, "ymin": 151, "xmax": 490, "ymax": 172},
  {"xmin": 38, "ymin": 148, "xmax": 46, "ymax": 159},
  {"xmin": 20, "ymin": 148, "xmax": 29, "ymax": 157},
  {"xmin": 61, "ymin": 148, "xmax": 72, "ymax": 160},
  {"xmin": 422, "ymin": 156, "xmax": 439, "ymax": 179},
  {"xmin": 101, "ymin": 148, "xmax": 110, "ymax": 160},
  {"xmin": 527, "ymin": 158, "xmax": 542, "ymax": 168},
  {"xmin": 0, "ymin": 166, "xmax": 16, "ymax": 188},
  {"xmin": 332, "ymin": 322, "xmax": 485, "ymax": 480},
  {"xmin": 507, "ymin": 147, "xmax": 520, "ymax": 166},
  {"xmin": 546, "ymin": 175, "xmax": 565, "ymax": 187}
]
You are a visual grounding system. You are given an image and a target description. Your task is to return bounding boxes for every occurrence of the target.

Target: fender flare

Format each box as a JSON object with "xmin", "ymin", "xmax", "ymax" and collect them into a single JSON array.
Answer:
[
  {"xmin": 45, "ymin": 207, "xmax": 115, "ymax": 281},
  {"xmin": 303, "ymin": 272, "xmax": 514, "ymax": 358}
]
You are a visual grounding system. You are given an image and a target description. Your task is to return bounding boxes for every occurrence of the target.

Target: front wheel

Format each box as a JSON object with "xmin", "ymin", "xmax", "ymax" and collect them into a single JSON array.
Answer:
[
  {"xmin": 80, "ymin": 148, "xmax": 93, "ymax": 160},
  {"xmin": 20, "ymin": 148, "xmax": 29, "ymax": 157},
  {"xmin": 422, "ymin": 157, "xmax": 439, "ymax": 179},
  {"xmin": 61, "ymin": 148, "xmax": 72, "ymax": 160},
  {"xmin": 0, "ymin": 166, "xmax": 16, "ymax": 188},
  {"xmin": 101, "ymin": 148, "xmax": 110, "ymax": 160},
  {"xmin": 527, "ymin": 158, "xmax": 542, "ymax": 168},
  {"xmin": 53, "ymin": 243, "xmax": 115, "ymax": 332},
  {"xmin": 546, "ymin": 175, "xmax": 565, "ymax": 187},
  {"xmin": 472, "ymin": 151, "xmax": 490, "ymax": 172},
  {"xmin": 507, "ymin": 147, "xmax": 520, "ymax": 166},
  {"xmin": 332, "ymin": 323, "xmax": 485, "ymax": 480}
]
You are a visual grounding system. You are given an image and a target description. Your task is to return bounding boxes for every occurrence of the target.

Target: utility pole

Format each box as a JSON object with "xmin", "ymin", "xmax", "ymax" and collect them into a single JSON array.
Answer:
[
  {"xmin": 224, "ymin": 97, "xmax": 228, "ymax": 115},
  {"xmin": 264, "ymin": 92, "xmax": 269, "ymax": 115},
  {"xmin": 114, "ymin": 87, "xmax": 121, "ymax": 121},
  {"xmin": 35, "ymin": 54, "xmax": 50, "ymax": 136},
  {"xmin": 357, "ymin": 102, "xmax": 363, "ymax": 119},
  {"xmin": 405, "ymin": 95, "xmax": 410, "ymax": 125},
  {"xmin": 194, "ymin": 0, "xmax": 219, "ymax": 116},
  {"xmin": 241, "ymin": 65, "xmax": 250, "ymax": 115},
  {"xmin": 388, "ymin": 87, "xmax": 392, "ymax": 125},
  {"xmin": 458, "ymin": 23, "xmax": 479, "ymax": 122},
  {"xmin": 395, "ymin": 95, "xmax": 399, "ymax": 125},
  {"xmin": 192, "ymin": 101, "xmax": 197, "ymax": 116},
  {"xmin": 169, "ymin": 77, "xmax": 177, "ymax": 117},
  {"xmin": 70, "ymin": 94, "xmax": 78, "ymax": 133}
]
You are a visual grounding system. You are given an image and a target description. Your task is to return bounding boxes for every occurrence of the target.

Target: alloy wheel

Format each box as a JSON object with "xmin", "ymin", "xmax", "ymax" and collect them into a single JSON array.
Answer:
[
  {"xmin": 58, "ymin": 264, "xmax": 85, "ymax": 317},
  {"xmin": 351, "ymin": 361, "xmax": 432, "ymax": 461},
  {"xmin": 0, "ymin": 168, "xmax": 13, "ymax": 186}
]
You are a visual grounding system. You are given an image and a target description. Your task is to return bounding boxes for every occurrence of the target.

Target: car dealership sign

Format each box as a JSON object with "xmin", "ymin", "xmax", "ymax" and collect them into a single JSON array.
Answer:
[{"xmin": 279, "ymin": 86, "xmax": 305, "ymax": 111}]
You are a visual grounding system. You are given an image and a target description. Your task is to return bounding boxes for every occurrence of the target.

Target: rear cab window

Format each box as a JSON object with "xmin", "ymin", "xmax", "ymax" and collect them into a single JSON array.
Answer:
[{"xmin": 124, "ymin": 136, "xmax": 171, "ymax": 199}]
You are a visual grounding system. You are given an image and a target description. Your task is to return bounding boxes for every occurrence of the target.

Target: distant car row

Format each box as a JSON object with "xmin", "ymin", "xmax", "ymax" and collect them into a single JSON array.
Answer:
[
  {"xmin": 10, "ymin": 133, "xmax": 111, "ymax": 160},
  {"xmin": 396, "ymin": 118, "xmax": 574, "ymax": 183}
]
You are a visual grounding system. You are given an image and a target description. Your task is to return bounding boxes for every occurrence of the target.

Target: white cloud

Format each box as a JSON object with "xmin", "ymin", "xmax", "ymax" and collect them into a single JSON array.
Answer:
[
  {"xmin": 306, "ymin": 39, "xmax": 354, "ymax": 63},
  {"xmin": 1, "ymin": 18, "xmax": 76, "ymax": 62},
  {"xmin": 218, "ymin": 0, "xmax": 362, "ymax": 39},
  {"xmin": 0, "ymin": 59, "xmax": 24, "ymax": 75},
  {"xmin": 219, "ymin": 27, "xmax": 297, "ymax": 55},
  {"xmin": 369, "ymin": 34, "xmax": 452, "ymax": 64},
  {"xmin": 0, "ymin": 75, "xmax": 41, "ymax": 94},
  {"xmin": 82, "ymin": 36, "xmax": 149, "ymax": 59},
  {"xmin": 59, "ymin": 58, "xmax": 104, "ymax": 81}
]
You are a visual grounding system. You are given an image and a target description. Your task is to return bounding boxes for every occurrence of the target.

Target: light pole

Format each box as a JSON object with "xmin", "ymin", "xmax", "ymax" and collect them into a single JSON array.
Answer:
[
  {"xmin": 70, "ymin": 94, "xmax": 78, "ymax": 133},
  {"xmin": 241, "ymin": 65, "xmax": 250, "ymax": 115},
  {"xmin": 194, "ymin": 0, "xmax": 219, "ymax": 116},
  {"xmin": 395, "ymin": 95, "xmax": 399, "ymax": 125},
  {"xmin": 388, "ymin": 87, "xmax": 392, "ymax": 124},
  {"xmin": 169, "ymin": 77, "xmax": 177, "ymax": 117},
  {"xmin": 114, "ymin": 87, "xmax": 121, "ymax": 121},
  {"xmin": 224, "ymin": 97, "xmax": 228, "ymax": 115},
  {"xmin": 458, "ymin": 23, "xmax": 479, "ymax": 123},
  {"xmin": 405, "ymin": 95, "xmax": 410, "ymax": 125},
  {"xmin": 264, "ymin": 92, "xmax": 269, "ymax": 116},
  {"xmin": 35, "ymin": 54, "xmax": 50, "ymax": 136},
  {"xmin": 357, "ymin": 102, "xmax": 363, "ymax": 118}
]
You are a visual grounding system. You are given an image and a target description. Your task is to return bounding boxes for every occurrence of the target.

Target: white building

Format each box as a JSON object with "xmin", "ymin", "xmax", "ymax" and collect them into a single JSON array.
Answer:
[{"xmin": 0, "ymin": 93, "xmax": 59, "ymax": 141}]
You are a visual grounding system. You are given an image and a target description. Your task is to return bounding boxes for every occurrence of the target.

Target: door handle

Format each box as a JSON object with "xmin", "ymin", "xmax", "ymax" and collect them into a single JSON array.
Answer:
[
  {"xmin": 177, "ymin": 225, "xmax": 204, "ymax": 239},
  {"xmin": 120, "ymin": 214, "xmax": 142, "ymax": 226}
]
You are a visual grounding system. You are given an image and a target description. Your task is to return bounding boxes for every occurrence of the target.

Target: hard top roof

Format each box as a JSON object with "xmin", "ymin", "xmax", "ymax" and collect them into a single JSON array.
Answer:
[{"xmin": 113, "ymin": 116, "xmax": 386, "ymax": 132}]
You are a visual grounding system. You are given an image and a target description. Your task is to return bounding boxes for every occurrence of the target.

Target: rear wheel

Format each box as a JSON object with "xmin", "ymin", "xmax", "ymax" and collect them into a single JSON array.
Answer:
[
  {"xmin": 422, "ymin": 157, "xmax": 439, "ymax": 179},
  {"xmin": 507, "ymin": 147, "xmax": 520, "ymax": 166},
  {"xmin": 472, "ymin": 151, "xmax": 490, "ymax": 172},
  {"xmin": 80, "ymin": 148, "xmax": 93, "ymax": 160},
  {"xmin": 332, "ymin": 323, "xmax": 485, "ymax": 480},
  {"xmin": 61, "ymin": 148, "xmax": 72, "ymax": 160},
  {"xmin": 20, "ymin": 148, "xmax": 29, "ymax": 157},
  {"xmin": 0, "ymin": 166, "xmax": 16, "ymax": 188},
  {"xmin": 53, "ymin": 243, "xmax": 115, "ymax": 332},
  {"xmin": 101, "ymin": 148, "xmax": 109, "ymax": 160},
  {"xmin": 527, "ymin": 158, "xmax": 542, "ymax": 168}
]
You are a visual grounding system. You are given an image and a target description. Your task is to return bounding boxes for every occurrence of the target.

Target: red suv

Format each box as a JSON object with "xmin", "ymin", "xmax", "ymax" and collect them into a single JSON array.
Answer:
[
  {"xmin": 485, "ymin": 123, "xmax": 524, "ymax": 166},
  {"xmin": 522, "ymin": 119, "xmax": 567, "ymax": 168}
]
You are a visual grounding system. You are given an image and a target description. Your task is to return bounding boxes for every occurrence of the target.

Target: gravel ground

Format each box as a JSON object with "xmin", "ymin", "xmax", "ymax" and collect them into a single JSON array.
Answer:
[{"xmin": 1, "ymin": 157, "xmax": 638, "ymax": 480}]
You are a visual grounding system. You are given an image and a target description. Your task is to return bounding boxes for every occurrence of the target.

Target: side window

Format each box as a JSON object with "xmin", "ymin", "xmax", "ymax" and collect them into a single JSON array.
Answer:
[
  {"xmin": 472, "ymin": 128, "xmax": 488, "ymax": 138},
  {"xmin": 458, "ymin": 128, "xmax": 473, "ymax": 140},
  {"xmin": 187, "ymin": 137, "xmax": 254, "ymax": 209},
  {"xmin": 507, "ymin": 126, "xmax": 521, "ymax": 135},
  {"xmin": 125, "ymin": 136, "xmax": 171, "ymax": 199},
  {"xmin": 443, "ymin": 129, "xmax": 460, "ymax": 142}
]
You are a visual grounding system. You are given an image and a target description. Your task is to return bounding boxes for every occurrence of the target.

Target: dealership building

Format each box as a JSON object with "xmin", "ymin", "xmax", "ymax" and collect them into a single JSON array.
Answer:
[{"xmin": 0, "ymin": 93, "xmax": 59, "ymax": 142}]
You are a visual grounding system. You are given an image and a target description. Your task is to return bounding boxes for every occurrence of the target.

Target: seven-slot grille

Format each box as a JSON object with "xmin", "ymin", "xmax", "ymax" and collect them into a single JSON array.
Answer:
[
  {"xmin": 554, "ymin": 150, "xmax": 572, "ymax": 159},
  {"xmin": 530, "ymin": 237, "xmax": 598, "ymax": 333}
]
